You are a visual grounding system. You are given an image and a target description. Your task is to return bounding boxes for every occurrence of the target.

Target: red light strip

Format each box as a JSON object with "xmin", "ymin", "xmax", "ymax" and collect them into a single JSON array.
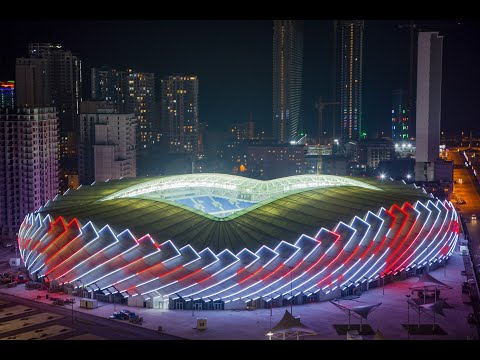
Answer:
[
  {"xmin": 373, "ymin": 209, "xmax": 396, "ymax": 255},
  {"xmin": 177, "ymin": 267, "xmax": 204, "ymax": 282},
  {"xmin": 238, "ymin": 267, "xmax": 263, "ymax": 285},
  {"xmin": 124, "ymin": 265, "xmax": 183, "ymax": 292},
  {"xmin": 26, "ymin": 217, "xmax": 65, "ymax": 267},
  {"xmin": 23, "ymin": 218, "xmax": 53, "ymax": 262},
  {"xmin": 30, "ymin": 218, "xmax": 80, "ymax": 273},
  {"xmin": 306, "ymin": 231, "xmax": 340, "ymax": 273},
  {"xmin": 315, "ymin": 237, "xmax": 352, "ymax": 286},
  {"xmin": 391, "ymin": 202, "xmax": 432, "ymax": 272},
  {"xmin": 44, "ymin": 222, "xmax": 99, "ymax": 277},
  {"xmin": 382, "ymin": 203, "xmax": 415, "ymax": 274}
]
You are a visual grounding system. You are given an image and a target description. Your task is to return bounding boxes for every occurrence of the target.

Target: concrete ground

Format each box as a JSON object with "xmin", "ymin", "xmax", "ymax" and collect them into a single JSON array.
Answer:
[{"xmin": 0, "ymin": 247, "xmax": 477, "ymax": 340}]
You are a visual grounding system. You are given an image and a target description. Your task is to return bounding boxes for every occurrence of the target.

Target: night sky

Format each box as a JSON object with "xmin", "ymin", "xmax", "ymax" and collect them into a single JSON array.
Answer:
[{"xmin": 1, "ymin": 19, "xmax": 478, "ymax": 137}]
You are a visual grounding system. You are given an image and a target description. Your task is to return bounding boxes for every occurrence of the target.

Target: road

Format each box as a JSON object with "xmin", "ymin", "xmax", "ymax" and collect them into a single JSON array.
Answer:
[
  {"xmin": 449, "ymin": 149, "xmax": 480, "ymax": 216},
  {"xmin": 450, "ymin": 149, "xmax": 480, "ymax": 264}
]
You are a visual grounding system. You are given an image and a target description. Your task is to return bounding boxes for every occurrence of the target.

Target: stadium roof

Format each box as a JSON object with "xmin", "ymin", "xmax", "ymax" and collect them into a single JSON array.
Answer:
[{"xmin": 38, "ymin": 174, "xmax": 431, "ymax": 253}]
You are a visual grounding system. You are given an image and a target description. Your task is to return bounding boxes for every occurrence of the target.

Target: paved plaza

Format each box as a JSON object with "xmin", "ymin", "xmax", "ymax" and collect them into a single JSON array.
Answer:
[{"xmin": 1, "ymin": 246, "xmax": 477, "ymax": 340}]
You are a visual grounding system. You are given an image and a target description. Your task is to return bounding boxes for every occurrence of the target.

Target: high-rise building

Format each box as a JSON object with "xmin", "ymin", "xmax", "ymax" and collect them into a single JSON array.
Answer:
[
  {"xmin": 246, "ymin": 144, "xmax": 306, "ymax": 180},
  {"xmin": 161, "ymin": 75, "xmax": 199, "ymax": 155},
  {"xmin": 15, "ymin": 58, "xmax": 49, "ymax": 107},
  {"xmin": 415, "ymin": 32, "xmax": 443, "ymax": 182},
  {"xmin": 391, "ymin": 89, "xmax": 410, "ymax": 141},
  {"xmin": 0, "ymin": 107, "xmax": 58, "ymax": 243},
  {"xmin": 79, "ymin": 101, "xmax": 136, "ymax": 184},
  {"xmin": 273, "ymin": 20, "xmax": 304, "ymax": 144},
  {"xmin": 337, "ymin": 20, "xmax": 364, "ymax": 141},
  {"xmin": 0, "ymin": 81, "xmax": 15, "ymax": 109},
  {"xmin": 16, "ymin": 43, "xmax": 82, "ymax": 178},
  {"xmin": 91, "ymin": 67, "xmax": 118, "ymax": 104},
  {"xmin": 127, "ymin": 70, "xmax": 155, "ymax": 150},
  {"xmin": 357, "ymin": 138, "xmax": 395, "ymax": 169},
  {"xmin": 91, "ymin": 67, "xmax": 155, "ymax": 150},
  {"xmin": 230, "ymin": 121, "xmax": 255, "ymax": 141}
]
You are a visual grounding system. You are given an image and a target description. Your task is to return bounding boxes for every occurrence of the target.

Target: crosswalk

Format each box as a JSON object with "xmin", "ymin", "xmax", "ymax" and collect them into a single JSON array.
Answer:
[{"xmin": 0, "ymin": 301, "xmax": 105, "ymax": 340}]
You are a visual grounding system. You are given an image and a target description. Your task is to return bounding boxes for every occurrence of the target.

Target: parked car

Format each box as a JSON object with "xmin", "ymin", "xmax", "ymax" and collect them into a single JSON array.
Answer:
[{"xmin": 110, "ymin": 311, "xmax": 129, "ymax": 320}]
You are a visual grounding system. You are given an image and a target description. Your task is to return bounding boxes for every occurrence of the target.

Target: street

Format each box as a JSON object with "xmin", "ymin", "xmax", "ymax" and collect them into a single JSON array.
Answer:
[{"xmin": 450, "ymin": 149, "xmax": 480, "ymax": 265}]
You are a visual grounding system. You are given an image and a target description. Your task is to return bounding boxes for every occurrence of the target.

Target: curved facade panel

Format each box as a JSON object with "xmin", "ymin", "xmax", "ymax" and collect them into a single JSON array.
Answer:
[{"xmin": 17, "ymin": 175, "xmax": 459, "ymax": 309}]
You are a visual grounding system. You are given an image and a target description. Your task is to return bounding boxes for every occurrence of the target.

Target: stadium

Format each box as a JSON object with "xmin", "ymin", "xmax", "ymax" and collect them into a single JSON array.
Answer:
[{"xmin": 17, "ymin": 174, "xmax": 459, "ymax": 311}]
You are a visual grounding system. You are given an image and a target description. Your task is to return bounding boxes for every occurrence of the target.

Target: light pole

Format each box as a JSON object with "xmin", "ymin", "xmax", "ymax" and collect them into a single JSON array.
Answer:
[
  {"xmin": 289, "ymin": 267, "xmax": 293, "ymax": 316},
  {"xmin": 270, "ymin": 286, "xmax": 273, "ymax": 329},
  {"xmin": 406, "ymin": 294, "xmax": 411, "ymax": 340},
  {"xmin": 71, "ymin": 299, "xmax": 74, "ymax": 328},
  {"xmin": 78, "ymin": 279, "xmax": 84, "ymax": 298}
]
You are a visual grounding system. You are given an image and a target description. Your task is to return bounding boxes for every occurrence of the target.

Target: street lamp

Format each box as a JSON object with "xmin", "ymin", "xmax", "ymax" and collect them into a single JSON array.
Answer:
[
  {"xmin": 78, "ymin": 278, "xmax": 84, "ymax": 298},
  {"xmin": 406, "ymin": 294, "xmax": 411, "ymax": 340},
  {"xmin": 113, "ymin": 291, "xmax": 117, "ymax": 313},
  {"xmin": 288, "ymin": 266, "xmax": 294, "ymax": 316},
  {"xmin": 71, "ymin": 297, "xmax": 74, "ymax": 328},
  {"xmin": 269, "ymin": 286, "xmax": 273, "ymax": 329}
]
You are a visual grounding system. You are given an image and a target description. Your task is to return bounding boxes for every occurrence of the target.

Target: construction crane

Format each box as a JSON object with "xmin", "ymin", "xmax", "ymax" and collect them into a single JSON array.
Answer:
[{"xmin": 315, "ymin": 96, "xmax": 339, "ymax": 145}]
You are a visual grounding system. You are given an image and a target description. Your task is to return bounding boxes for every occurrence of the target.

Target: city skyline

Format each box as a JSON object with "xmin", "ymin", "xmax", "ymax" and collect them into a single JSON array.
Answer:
[
  {"xmin": 1, "ymin": 20, "xmax": 478, "ymax": 137},
  {"xmin": 2, "ymin": 17, "xmax": 480, "ymax": 340}
]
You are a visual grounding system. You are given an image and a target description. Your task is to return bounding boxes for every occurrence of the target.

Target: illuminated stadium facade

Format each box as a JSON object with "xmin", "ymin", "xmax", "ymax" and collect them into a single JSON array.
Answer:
[{"xmin": 17, "ymin": 174, "xmax": 459, "ymax": 311}]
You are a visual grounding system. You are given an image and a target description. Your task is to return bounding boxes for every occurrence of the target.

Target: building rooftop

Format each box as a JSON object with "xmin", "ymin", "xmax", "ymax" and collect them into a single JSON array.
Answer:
[{"xmin": 37, "ymin": 174, "xmax": 430, "ymax": 253}]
